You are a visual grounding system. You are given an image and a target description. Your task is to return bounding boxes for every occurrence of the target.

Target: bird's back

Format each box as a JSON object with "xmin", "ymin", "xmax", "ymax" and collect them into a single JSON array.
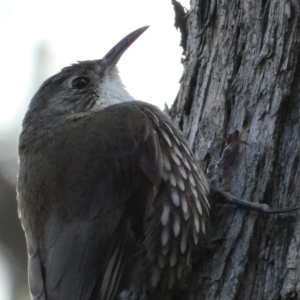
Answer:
[{"xmin": 17, "ymin": 101, "xmax": 209, "ymax": 300}]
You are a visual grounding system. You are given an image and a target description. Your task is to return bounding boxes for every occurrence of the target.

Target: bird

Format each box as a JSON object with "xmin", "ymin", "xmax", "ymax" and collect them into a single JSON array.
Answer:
[{"xmin": 17, "ymin": 26, "xmax": 210, "ymax": 300}]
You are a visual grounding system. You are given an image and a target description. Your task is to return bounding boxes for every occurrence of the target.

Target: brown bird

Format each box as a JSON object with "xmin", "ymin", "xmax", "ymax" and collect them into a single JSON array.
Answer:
[{"xmin": 17, "ymin": 27, "xmax": 210, "ymax": 300}]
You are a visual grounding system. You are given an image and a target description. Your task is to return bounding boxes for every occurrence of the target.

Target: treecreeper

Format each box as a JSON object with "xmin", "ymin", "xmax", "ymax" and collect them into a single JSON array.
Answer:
[{"xmin": 17, "ymin": 27, "xmax": 210, "ymax": 300}]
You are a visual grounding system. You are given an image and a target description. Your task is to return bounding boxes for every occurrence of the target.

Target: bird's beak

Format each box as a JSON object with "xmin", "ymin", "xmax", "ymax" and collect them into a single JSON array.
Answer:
[{"xmin": 101, "ymin": 26, "xmax": 149, "ymax": 70}]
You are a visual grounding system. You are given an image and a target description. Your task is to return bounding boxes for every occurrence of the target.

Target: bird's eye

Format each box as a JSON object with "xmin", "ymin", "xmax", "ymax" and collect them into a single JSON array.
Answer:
[{"xmin": 71, "ymin": 77, "xmax": 90, "ymax": 89}]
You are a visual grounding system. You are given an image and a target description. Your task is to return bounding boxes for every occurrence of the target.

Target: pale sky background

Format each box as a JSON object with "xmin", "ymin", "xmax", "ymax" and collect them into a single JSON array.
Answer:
[{"xmin": 0, "ymin": 0, "xmax": 190, "ymax": 299}]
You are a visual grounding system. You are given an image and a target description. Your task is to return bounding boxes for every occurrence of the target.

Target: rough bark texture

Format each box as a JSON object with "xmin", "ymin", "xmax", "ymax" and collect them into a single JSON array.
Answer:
[{"xmin": 171, "ymin": 0, "xmax": 300, "ymax": 299}]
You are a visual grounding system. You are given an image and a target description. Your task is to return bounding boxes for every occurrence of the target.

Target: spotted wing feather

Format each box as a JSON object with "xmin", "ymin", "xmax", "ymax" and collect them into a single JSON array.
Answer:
[{"xmin": 127, "ymin": 102, "xmax": 210, "ymax": 293}]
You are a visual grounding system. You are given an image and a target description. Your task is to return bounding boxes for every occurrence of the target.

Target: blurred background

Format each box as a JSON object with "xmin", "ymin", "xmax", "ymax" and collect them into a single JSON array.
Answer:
[{"xmin": 0, "ymin": 0, "xmax": 189, "ymax": 299}]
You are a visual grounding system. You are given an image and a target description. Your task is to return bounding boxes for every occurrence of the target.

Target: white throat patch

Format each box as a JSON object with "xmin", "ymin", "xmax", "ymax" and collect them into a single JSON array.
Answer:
[{"xmin": 93, "ymin": 67, "xmax": 134, "ymax": 110}]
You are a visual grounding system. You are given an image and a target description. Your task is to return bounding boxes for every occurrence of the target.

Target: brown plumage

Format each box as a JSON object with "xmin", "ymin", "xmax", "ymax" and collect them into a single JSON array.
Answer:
[{"xmin": 17, "ymin": 27, "xmax": 210, "ymax": 300}]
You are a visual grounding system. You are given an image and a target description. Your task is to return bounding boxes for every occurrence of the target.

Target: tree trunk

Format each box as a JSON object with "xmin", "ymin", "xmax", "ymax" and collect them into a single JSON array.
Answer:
[{"xmin": 171, "ymin": 0, "xmax": 300, "ymax": 299}]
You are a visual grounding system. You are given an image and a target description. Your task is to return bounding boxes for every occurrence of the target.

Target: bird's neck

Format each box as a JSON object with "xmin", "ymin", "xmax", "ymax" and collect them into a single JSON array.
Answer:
[{"xmin": 93, "ymin": 67, "xmax": 135, "ymax": 111}]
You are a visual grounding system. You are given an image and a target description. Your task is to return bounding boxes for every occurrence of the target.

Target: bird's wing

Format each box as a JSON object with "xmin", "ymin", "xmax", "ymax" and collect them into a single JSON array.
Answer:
[
  {"xmin": 26, "ymin": 103, "xmax": 163, "ymax": 300},
  {"xmin": 134, "ymin": 102, "xmax": 210, "ymax": 289}
]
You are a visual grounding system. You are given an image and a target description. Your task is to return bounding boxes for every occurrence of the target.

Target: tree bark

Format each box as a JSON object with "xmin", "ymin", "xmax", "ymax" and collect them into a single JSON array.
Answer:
[{"xmin": 171, "ymin": 0, "xmax": 300, "ymax": 299}]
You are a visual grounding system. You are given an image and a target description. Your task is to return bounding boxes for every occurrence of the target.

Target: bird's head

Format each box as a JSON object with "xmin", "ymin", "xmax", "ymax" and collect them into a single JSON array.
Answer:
[{"xmin": 22, "ymin": 27, "xmax": 148, "ymax": 134}]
